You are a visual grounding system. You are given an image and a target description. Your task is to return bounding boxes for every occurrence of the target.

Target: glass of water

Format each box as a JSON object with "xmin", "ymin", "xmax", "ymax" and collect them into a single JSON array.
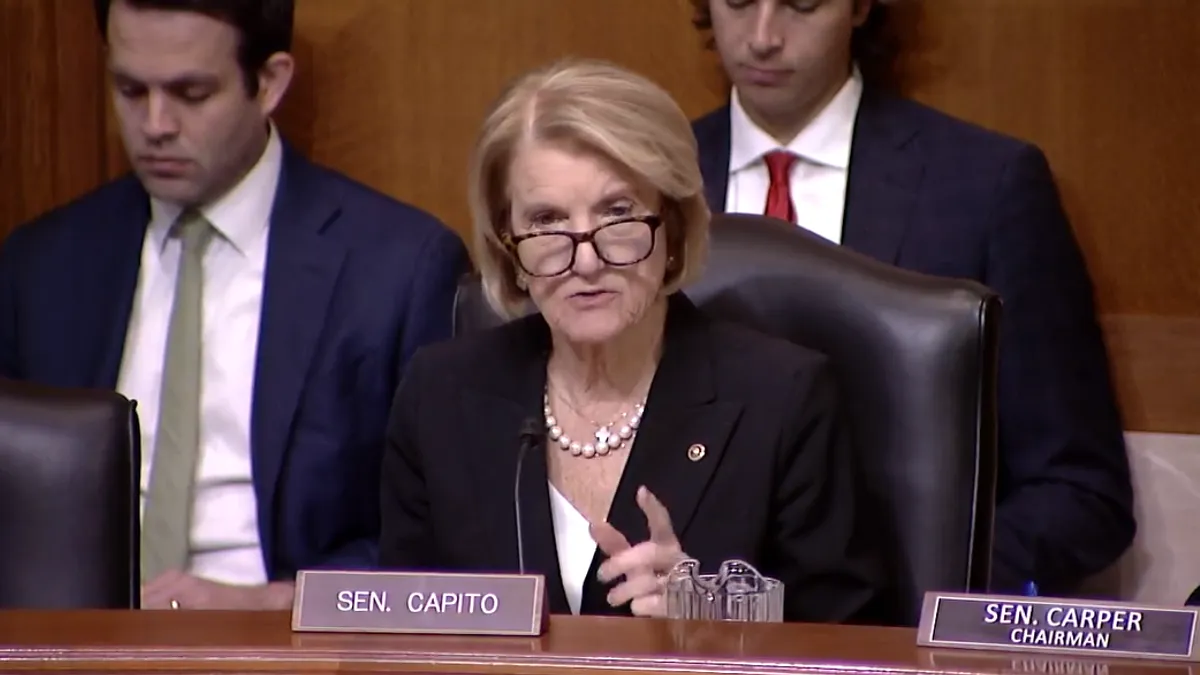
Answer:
[{"xmin": 664, "ymin": 558, "xmax": 784, "ymax": 622}]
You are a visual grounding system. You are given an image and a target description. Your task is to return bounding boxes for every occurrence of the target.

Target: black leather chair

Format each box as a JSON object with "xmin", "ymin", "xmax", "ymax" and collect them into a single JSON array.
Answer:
[
  {"xmin": 0, "ymin": 378, "xmax": 140, "ymax": 608},
  {"xmin": 452, "ymin": 212, "xmax": 1000, "ymax": 626}
]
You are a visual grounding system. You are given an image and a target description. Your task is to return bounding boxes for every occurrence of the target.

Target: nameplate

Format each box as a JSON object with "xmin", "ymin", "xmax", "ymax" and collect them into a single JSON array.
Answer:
[
  {"xmin": 291, "ymin": 569, "xmax": 547, "ymax": 636},
  {"xmin": 917, "ymin": 592, "xmax": 1200, "ymax": 661}
]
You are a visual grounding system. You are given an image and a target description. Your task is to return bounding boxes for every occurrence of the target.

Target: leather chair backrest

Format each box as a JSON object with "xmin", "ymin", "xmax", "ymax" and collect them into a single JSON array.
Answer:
[
  {"xmin": 453, "ymin": 213, "xmax": 1000, "ymax": 626},
  {"xmin": 0, "ymin": 378, "xmax": 140, "ymax": 608}
]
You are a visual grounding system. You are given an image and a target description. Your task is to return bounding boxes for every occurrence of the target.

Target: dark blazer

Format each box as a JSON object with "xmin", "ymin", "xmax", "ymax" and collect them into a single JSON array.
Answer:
[
  {"xmin": 378, "ymin": 293, "xmax": 883, "ymax": 623},
  {"xmin": 0, "ymin": 142, "xmax": 471, "ymax": 580},
  {"xmin": 693, "ymin": 89, "xmax": 1136, "ymax": 594}
]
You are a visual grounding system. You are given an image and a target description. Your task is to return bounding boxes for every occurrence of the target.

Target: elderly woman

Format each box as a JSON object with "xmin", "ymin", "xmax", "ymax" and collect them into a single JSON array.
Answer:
[{"xmin": 378, "ymin": 59, "xmax": 881, "ymax": 622}]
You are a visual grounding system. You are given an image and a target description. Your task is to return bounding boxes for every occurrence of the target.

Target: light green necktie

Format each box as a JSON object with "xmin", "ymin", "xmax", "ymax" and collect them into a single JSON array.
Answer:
[{"xmin": 141, "ymin": 210, "xmax": 215, "ymax": 583}]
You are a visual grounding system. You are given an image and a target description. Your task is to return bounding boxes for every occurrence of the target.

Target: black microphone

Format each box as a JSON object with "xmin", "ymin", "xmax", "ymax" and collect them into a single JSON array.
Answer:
[{"xmin": 515, "ymin": 417, "xmax": 543, "ymax": 576}]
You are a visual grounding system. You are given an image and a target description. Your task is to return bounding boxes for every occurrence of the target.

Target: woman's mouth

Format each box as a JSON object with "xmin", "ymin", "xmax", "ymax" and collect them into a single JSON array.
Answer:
[{"xmin": 568, "ymin": 289, "xmax": 615, "ymax": 308}]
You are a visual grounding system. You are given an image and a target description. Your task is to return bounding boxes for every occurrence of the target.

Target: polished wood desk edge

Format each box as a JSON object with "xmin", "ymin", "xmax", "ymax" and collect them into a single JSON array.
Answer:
[
  {"xmin": 0, "ymin": 648, "xmax": 926, "ymax": 667},
  {"xmin": 0, "ymin": 646, "xmax": 931, "ymax": 675},
  {"xmin": 0, "ymin": 613, "xmax": 1190, "ymax": 675}
]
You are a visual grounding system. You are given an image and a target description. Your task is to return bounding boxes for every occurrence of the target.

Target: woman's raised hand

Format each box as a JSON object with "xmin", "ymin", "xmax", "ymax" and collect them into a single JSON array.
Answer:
[{"xmin": 591, "ymin": 486, "xmax": 686, "ymax": 617}]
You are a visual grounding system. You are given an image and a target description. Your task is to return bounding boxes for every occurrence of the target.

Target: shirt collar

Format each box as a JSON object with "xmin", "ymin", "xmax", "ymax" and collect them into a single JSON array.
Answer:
[
  {"xmin": 148, "ymin": 123, "xmax": 283, "ymax": 256},
  {"xmin": 728, "ymin": 66, "xmax": 864, "ymax": 173}
]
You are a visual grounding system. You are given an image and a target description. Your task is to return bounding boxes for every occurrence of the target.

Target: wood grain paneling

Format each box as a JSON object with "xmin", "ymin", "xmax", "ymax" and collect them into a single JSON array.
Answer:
[
  {"xmin": 1104, "ymin": 315, "xmax": 1200, "ymax": 433},
  {"xmin": 0, "ymin": 0, "xmax": 107, "ymax": 236},
  {"xmin": 269, "ymin": 0, "xmax": 726, "ymax": 241}
]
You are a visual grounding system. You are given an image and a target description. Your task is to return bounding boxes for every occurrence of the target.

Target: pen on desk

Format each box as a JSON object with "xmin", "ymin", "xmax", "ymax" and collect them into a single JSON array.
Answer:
[{"xmin": 1023, "ymin": 581, "xmax": 1039, "ymax": 597}]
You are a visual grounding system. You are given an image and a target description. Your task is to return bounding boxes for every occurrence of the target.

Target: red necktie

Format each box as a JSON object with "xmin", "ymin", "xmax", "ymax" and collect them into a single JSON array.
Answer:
[{"xmin": 763, "ymin": 150, "xmax": 797, "ymax": 223}]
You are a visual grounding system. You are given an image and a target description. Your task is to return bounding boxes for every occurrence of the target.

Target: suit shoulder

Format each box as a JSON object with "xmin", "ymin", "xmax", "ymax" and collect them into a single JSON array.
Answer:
[
  {"xmin": 887, "ymin": 96, "xmax": 1043, "ymax": 160},
  {"xmin": 3, "ymin": 175, "xmax": 144, "ymax": 252},
  {"xmin": 304, "ymin": 161, "xmax": 457, "ymax": 244},
  {"xmin": 692, "ymin": 105, "xmax": 729, "ymax": 135}
]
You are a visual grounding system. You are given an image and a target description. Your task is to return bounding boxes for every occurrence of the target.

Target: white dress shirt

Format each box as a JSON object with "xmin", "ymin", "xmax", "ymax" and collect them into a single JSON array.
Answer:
[
  {"xmin": 118, "ymin": 127, "xmax": 283, "ymax": 586},
  {"xmin": 725, "ymin": 68, "xmax": 864, "ymax": 244},
  {"xmin": 548, "ymin": 482, "xmax": 596, "ymax": 615}
]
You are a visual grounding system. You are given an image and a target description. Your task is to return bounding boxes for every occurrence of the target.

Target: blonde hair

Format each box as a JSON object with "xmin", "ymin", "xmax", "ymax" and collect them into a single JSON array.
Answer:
[{"xmin": 467, "ymin": 58, "xmax": 711, "ymax": 319}]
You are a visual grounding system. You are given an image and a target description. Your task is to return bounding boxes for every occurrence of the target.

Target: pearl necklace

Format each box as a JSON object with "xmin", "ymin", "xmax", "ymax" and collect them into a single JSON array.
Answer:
[{"xmin": 543, "ymin": 391, "xmax": 645, "ymax": 459}]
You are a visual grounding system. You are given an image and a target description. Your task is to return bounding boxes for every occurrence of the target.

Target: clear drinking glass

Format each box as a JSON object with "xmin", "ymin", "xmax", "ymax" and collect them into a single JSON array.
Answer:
[{"xmin": 664, "ymin": 558, "xmax": 784, "ymax": 622}]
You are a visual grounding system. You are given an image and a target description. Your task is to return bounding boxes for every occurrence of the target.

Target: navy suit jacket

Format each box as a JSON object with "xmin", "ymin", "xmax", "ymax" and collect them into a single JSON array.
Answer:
[
  {"xmin": 693, "ymin": 89, "xmax": 1136, "ymax": 594},
  {"xmin": 0, "ymin": 142, "xmax": 471, "ymax": 581}
]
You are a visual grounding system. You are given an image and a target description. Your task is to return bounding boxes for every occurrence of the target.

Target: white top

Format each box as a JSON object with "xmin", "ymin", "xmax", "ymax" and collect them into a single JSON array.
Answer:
[
  {"xmin": 725, "ymin": 67, "xmax": 864, "ymax": 244},
  {"xmin": 118, "ymin": 125, "xmax": 283, "ymax": 586},
  {"xmin": 547, "ymin": 482, "xmax": 597, "ymax": 615}
]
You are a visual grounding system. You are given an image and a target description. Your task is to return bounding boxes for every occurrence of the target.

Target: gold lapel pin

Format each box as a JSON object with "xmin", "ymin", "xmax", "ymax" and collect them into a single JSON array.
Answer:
[{"xmin": 687, "ymin": 444, "xmax": 706, "ymax": 462}]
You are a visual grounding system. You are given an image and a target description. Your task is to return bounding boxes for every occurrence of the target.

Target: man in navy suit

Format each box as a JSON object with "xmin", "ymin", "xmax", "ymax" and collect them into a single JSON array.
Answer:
[
  {"xmin": 0, "ymin": 0, "xmax": 470, "ymax": 609},
  {"xmin": 689, "ymin": 0, "xmax": 1135, "ymax": 595}
]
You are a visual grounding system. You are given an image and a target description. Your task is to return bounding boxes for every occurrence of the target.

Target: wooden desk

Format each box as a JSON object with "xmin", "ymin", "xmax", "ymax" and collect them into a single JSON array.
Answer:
[{"xmin": 0, "ymin": 611, "xmax": 1192, "ymax": 675}]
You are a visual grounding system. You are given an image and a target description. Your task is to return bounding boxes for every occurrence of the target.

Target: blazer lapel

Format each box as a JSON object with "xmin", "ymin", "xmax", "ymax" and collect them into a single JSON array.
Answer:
[
  {"xmin": 461, "ymin": 317, "xmax": 572, "ymax": 615},
  {"xmin": 842, "ymin": 88, "xmax": 923, "ymax": 265},
  {"xmin": 250, "ymin": 145, "xmax": 346, "ymax": 564},
  {"xmin": 581, "ymin": 295, "xmax": 743, "ymax": 612},
  {"xmin": 74, "ymin": 177, "xmax": 149, "ymax": 388},
  {"xmin": 694, "ymin": 106, "xmax": 732, "ymax": 214}
]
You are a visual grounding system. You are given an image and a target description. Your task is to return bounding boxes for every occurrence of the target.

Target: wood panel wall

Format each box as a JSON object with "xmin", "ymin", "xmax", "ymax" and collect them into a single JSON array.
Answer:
[
  {"xmin": 0, "ymin": 0, "xmax": 108, "ymax": 231},
  {"xmin": 2, "ymin": 0, "xmax": 1197, "ymax": 433}
]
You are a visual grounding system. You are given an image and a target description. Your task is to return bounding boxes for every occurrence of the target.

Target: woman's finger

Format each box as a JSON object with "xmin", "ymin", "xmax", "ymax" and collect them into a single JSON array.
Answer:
[
  {"xmin": 597, "ymin": 540, "xmax": 661, "ymax": 582},
  {"xmin": 605, "ymin": 569, "xmax": 665, "ymax": 607},
  {"xmin": 590, "ymin": 521, "xmax": 631, "ymax": 558},
  {"xmin": 637, "ymin": 487, "xmax": 679, "ymax": 546}
]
